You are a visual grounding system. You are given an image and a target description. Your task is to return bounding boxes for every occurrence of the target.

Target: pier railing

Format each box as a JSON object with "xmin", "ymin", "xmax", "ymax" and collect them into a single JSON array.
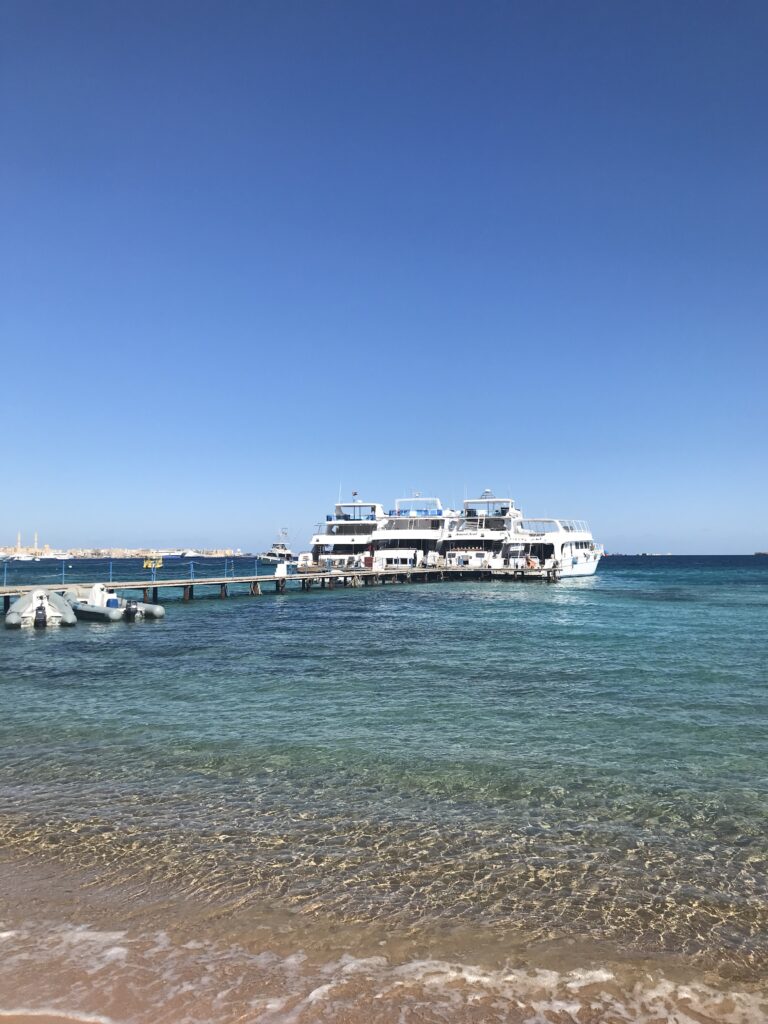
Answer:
[
  {"xmin": 0, "ymin": 557, "xmax": 282, "ymax": 591},
  {"xmin": 1, "ymin": 563, "xmax": 564, "ymax": 610}
]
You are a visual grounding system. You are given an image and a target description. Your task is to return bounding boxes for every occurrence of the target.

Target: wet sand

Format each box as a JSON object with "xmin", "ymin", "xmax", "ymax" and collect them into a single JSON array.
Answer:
[
  {"xmin": 0, "ymin": 1017, "xmax": 108, "ymax": 1024},
  {"xmin": 1, "ymin": 852, "xmax": 766, "ymax": 1024}
]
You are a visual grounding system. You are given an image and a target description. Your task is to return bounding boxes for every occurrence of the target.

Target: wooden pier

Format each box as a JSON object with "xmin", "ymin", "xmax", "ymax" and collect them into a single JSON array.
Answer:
[{"xmin": 0, "ymin": 565, "xmax": 561, "ymax": 612}]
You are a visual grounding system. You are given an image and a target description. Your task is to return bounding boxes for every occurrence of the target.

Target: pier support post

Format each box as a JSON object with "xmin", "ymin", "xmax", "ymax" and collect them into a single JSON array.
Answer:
[
  {"xmin": 183, "ymin": 585, "xmax": 194, "ymax": 602},
  {"xmin": 275, "ymin": 578, "xmax": 286, "ymax": 593},
  {"xmin": 3, "ymin": 595, "xmax": 9, "ymax": 613},
  {"xmin": 220, "ymin": 583, "xmax": 228, "ymax": 598},
  {"xmin": 249, "ymin": 581, "xmax": 261, "ymax": 596},
  {"xmin": 152, "ymin": 586, "xmax": 159, "ymax": 604},
  {"xmin": 143, "ymin": 588, "xmax": 150, "ymax": 603}
]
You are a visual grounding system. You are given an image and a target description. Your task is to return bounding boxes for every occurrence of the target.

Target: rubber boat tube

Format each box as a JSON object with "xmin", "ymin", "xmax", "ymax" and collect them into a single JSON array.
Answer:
[
  {"xmin": 5, "ymin": 588, "xmax": 77, "ymax": 628},
  {"xmin": 64, "ymin": 583, "xmax": 165, "ymax": 622},
  {"xmin": 135, "ymin": 600, "xmax": 165, "ymax": 619}
]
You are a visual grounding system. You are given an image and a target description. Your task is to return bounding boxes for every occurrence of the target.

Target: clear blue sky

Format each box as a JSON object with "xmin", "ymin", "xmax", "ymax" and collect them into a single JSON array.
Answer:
[{"xmin": 2, "ymin": 1, "xmax": 766, "ymax": 553}]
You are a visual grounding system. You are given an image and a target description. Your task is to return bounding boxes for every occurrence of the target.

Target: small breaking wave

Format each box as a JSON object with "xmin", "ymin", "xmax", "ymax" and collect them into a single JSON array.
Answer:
[{"xmin": 0, "ymin": 920, "xmax": 765, "ymax": 1024}]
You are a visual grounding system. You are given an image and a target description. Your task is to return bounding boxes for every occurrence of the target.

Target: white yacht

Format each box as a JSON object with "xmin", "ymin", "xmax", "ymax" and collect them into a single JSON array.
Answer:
[
  {"xmin": 299, "ymin": 488, "xmax": 603, "ymax": 578},
  {"xmin": 371, "ymin": 495, "xmax": 459, "ymax": 569},
  {"xmin": 300, "ymin": 499, "xmax": 386, "ymax": 570},
  {"xmin": 441, "ymin": 490, "xmax": 523, "ymax": 568},
  {"xmin": 258, "ymin": 530, "xmax": 297, "ymax": 565},
  {"xmin": 504, "ymin": 519, "xmax": 603, "ymax": 577}
]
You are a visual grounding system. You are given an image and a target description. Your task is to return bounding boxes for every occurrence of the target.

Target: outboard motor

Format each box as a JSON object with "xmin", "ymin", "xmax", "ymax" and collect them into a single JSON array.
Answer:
[
  {"xmin": 34, "ymin": 601, "xmax": 47, "ymax": 629},
  {"xmin": 124, "ymin": 599, "xmax": 139, "ymax": 622}
]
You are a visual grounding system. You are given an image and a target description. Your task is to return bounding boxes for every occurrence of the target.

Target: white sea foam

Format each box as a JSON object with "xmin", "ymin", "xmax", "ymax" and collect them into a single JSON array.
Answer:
[
  {"xmin": 56, "ymin": 928, "xmax": 127, "ymax": 947},
  {"xmin": 0, "ymin": 1012, "xmax": 115, "ymax": 1023},
  {"xmin": 0, "ymin": 920, "xmax": 766, "ymax": 1024}
]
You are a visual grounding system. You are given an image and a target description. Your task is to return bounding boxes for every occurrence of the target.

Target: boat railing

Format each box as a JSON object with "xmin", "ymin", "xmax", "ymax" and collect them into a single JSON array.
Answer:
[
  {"xmin": 457, "ymin": 516, "xmax": 512, "ymax": 532},
  {"xmin": 326, "ymin": 513, "xmax": 379, "ymax": 522},
  {"xmin": 380, "ymin": 519, "xmax": 443, "ymax": 531},
  {"xmin": 464, "ymin": 501, "xmax": 515, "ymax": 517},
  {"xmin": 387, "ymin": 508, "xmax": 442, "ymax": 517},
  {"xmin": 559, "ymin": 520, "xmax": 590, "ymax": 532},
  {"xmin": 516, "ymin": 519, "xmax": 590, "ymax": 535}
]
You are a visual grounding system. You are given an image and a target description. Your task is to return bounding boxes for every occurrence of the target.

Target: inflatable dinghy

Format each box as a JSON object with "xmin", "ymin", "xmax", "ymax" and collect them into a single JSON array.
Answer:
[
  {"xmin": 5, "ymin": 588, "xmax": 78, "ymax": 628},
  {"xmin": 65, "ymin": 583, "xmax": 165, "ymax": 622}
]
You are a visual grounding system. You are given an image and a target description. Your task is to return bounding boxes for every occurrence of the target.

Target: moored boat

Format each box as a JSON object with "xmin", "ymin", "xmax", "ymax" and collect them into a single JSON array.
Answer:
[
  {"xmin": 5, "ymin": 588, "xmax": 78, "ymax": 628},
  {"xmin": 300, "ymin": 501, "xmax": 386, "ymax": 570},
  {"xmin": 64, "ymin": 583, "xmax": 165, "ymax": 622},
  {"xmin": 503, "ymin": 519, "xmax": 603, "ymax": 577},
  {"xmin": 441, "ymin": 491, "xmax": 523, "ymax": 569},
  {"xmin": 258, "ymin": 530, "xmax": 297, "ymax": 565},
  {"xmin": 299, "ymin": 487, "xmax": 603, "ymax": 578},
  {"xmin": 371, "ymin": 495, "xmax": 459, "ymax": 569}
]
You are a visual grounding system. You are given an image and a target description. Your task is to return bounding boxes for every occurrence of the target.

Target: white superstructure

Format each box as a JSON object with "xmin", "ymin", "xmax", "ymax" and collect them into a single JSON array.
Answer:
[
  {"xmin": 504, "ymin": 519, "xmax": 603, "ymax": 577},
  {"xmin": 303, "ymin": 499, "xmax": 387, "ymax": 570},
  {"xmin": 300, "ymin": 488, "xmax": 603, "ymax": 578},
  {"xmin": 441, "ymin": 491, "xmax": 523, "ymax": 569},
  {"xmin": 259, "ymin": 529, "xmax": 297, "ymax": 565},
  {"xmin": 371, "ymin": 496, "xmax": 459, "ymax": 569}
]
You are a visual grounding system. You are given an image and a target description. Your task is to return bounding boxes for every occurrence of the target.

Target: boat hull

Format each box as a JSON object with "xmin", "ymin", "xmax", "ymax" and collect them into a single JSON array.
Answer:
[
  {"xmin": 559, "ymin": 557, "xmax": 601, "ymax": 577},
  {"xmin": 71, "ymin": 604, "xmax": 125, "ymax": 622}
]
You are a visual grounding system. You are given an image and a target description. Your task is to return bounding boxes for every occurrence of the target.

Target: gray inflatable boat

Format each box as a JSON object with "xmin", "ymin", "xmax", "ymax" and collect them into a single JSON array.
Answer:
[
  {"xmin": 5, "ymin": 588, "xmax": 78, "ymax": 628},
  {"xmin": 64, "ymin": 583, "xmax": 165, "ymax": 622}
]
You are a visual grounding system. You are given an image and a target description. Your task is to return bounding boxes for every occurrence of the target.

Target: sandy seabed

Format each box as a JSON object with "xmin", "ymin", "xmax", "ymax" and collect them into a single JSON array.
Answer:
[{"xmin": 1, "ymin": 854, "xmax": 766, "ymax": 1024}]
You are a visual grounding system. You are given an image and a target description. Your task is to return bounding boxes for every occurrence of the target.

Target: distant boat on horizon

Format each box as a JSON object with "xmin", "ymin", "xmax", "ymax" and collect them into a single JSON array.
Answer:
[{"xmin": 257, "ymin": 529, "xmax": 297, "ymax": 565}]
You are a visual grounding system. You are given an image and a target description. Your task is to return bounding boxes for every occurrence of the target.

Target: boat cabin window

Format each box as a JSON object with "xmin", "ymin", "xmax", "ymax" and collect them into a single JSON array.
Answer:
[
  {"xmin": 524, "ymin": 543, "xmax": 555, "ymax": 560},
  {"xmin": 391, "ymin": 498, "xmax": 443, "ymax": 516},
  {"xmin": 329, "ymin": 523, "xmax": 375, "ymax": 536},
  {"xmin": 335, "ymin": 504, "xmax": 379, "ymax": 521},
  {"xmin": 447, "ymin": 539, "xmax": 499, "ymax": 552}
]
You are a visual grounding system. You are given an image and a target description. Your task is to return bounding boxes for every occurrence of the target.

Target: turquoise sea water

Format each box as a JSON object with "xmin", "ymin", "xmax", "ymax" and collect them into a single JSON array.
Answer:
[{"xmin": 0, "ymin": 557, "xmax": 767, "ymax": 1021}]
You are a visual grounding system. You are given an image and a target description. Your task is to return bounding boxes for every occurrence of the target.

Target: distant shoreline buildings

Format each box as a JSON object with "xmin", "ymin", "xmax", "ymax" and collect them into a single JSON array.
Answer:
[{"xmin": 1, "ymin": 532, "xmax": 241, "ymax": 560}]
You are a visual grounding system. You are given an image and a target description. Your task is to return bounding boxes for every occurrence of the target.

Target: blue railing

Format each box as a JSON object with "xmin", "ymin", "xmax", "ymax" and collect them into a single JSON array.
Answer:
[
  {"xmin": 388, "ymin": 509, "xmax": 442, "ymax": 517},
  {"xmin": 0, "ymin": 557, "xmax": 281, "ymax": 590}
]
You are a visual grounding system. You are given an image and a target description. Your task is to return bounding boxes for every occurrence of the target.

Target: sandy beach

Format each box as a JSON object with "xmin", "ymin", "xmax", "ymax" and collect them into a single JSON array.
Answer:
[
  {"xmin": 0, "ymin": 1016, "xmax": 111, "ymax": 1024},
  {"xmin": 1, "ymin": 852, "xmax": 765, "ymax": 1024}
]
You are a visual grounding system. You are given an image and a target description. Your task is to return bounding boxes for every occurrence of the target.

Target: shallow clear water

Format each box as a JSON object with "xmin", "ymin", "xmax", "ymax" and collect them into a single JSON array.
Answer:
[{"xmin": 1, "ymin": 557, "xmax": 767, "ymax": 1021}]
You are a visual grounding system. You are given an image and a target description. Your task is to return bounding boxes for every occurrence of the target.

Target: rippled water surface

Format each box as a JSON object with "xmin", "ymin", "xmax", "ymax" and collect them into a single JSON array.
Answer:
[{"xmin": 1, "ymin": 557, "xmax": 767, "ymax": 1021}]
